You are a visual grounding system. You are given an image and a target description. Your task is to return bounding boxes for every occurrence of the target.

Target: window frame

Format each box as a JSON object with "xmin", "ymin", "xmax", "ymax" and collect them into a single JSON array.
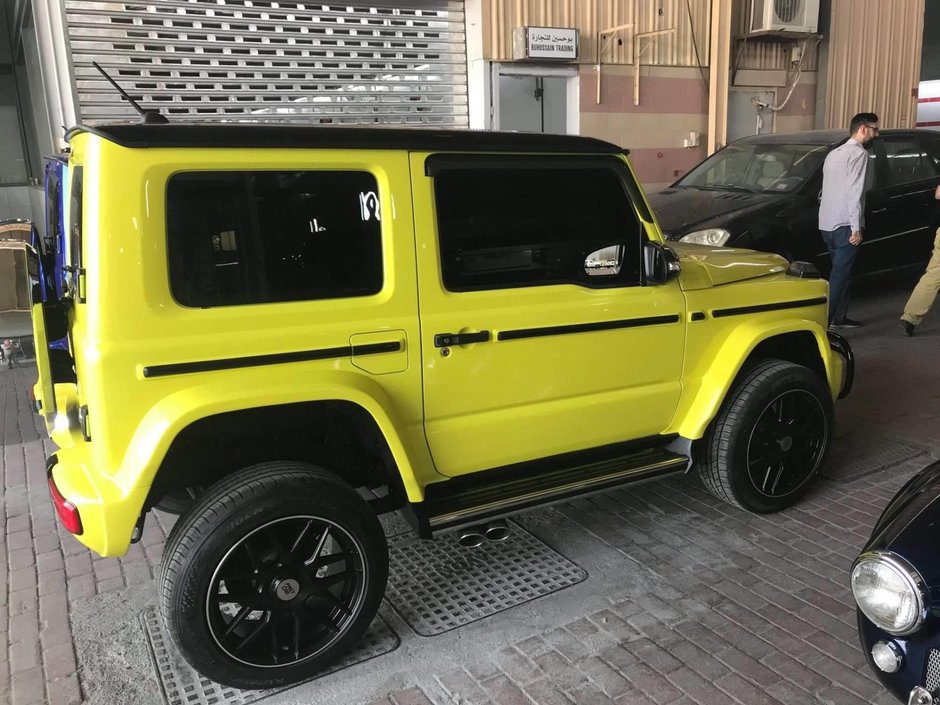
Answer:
[{"xmin": 427, "ymin": 154, "xmax": 647, "ymax": 294}]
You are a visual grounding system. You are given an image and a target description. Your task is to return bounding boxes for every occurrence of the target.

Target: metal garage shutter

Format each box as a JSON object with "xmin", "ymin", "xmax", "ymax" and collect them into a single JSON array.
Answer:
[{"xmin": 64, "ymin": 1, "xmax": 467, "ymax": 126}]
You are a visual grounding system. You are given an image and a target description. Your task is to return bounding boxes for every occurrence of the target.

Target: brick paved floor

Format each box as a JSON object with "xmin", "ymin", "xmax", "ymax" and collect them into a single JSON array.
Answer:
[{"xmin": 2, "ymin": 275, "xmax": 939, "ymax": 705}]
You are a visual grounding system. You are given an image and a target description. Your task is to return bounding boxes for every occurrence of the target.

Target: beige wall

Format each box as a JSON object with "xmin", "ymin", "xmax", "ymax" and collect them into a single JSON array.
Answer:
[
  {"xmin": 481, "ymin": 0, "xmax": 820, "ymax": 70},
  {"xmin": 481, "ymin": 0, "xmax": 829, "ymax": 188},
  {"xmin": 825, "ymin": 0, "xmax": 924, "ymax": 129},
  {"xmin": 579, "ymin": 65, "xmax": 709, "ymax": 191},
  {"xmin": 482, "ymin": 0, "xmax": 711, "ymax": 67}
]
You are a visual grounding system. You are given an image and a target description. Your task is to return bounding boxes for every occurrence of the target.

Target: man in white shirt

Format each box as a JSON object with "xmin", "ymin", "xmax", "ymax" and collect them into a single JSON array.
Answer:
[{"xmin": 818, "ymin": 112, "xmax": 879, "ymax": 328}]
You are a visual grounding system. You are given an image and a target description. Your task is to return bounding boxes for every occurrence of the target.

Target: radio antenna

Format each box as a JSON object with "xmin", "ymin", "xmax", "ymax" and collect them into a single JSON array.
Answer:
[{"xmin": 92, "ymin": 62, "xmax": 168, "ymax": 124}]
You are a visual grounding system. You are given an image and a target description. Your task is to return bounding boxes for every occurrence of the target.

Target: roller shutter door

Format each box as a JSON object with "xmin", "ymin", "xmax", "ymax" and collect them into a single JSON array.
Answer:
[{"xmin": 64, "ymin": 1, "xmax": 467, "ymax": 126}]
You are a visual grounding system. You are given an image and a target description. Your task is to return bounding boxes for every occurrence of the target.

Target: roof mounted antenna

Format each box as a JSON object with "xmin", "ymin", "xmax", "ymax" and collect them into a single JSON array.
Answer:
[{"xmin": 92, "ymin": 61, "xmax": 169, "ymax": 124}]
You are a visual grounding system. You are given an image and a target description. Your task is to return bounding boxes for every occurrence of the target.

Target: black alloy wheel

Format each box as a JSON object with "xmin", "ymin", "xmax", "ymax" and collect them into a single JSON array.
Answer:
[
  {"xmin": 161, "ymin": 462, "xmax": 388, "ymax": 690},
  {"xmin": 698, "ymin": 359, "xmax": 833, "ymax": 513},
  {"xmin": 745, "ymin": 389, "xmax": 827, "ymax": 499},
  {"xmin": 208, "ymin": 515, "xmax": 367, "ymax": 669}
]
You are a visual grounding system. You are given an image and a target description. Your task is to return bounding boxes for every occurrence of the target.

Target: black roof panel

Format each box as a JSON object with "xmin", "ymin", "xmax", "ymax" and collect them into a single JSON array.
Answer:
[{"xmin": 69, "ymin": 123, "xmax": 625, "ymax": 154}]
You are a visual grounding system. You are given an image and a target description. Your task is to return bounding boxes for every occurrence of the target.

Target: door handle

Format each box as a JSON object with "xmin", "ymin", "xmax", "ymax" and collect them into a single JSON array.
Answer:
[
  {"xmin": 871, "ymin": 208, "xmax": 888, "ymax": 214},
  {"xmin": 434, "ymin": 331, "xmax": 490, "ymax": 348}
]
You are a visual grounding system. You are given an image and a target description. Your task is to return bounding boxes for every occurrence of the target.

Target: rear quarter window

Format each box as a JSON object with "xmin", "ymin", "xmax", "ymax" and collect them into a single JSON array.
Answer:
[{"xmin": 166, "ymin": 170, "xmax": 383, "ymax": 308}]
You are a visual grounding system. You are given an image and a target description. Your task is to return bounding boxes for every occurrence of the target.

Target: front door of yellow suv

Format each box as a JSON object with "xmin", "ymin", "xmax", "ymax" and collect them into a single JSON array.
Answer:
[{"xmin": 411, "ymin": 153, "xmax": 687, "ymax": 477}]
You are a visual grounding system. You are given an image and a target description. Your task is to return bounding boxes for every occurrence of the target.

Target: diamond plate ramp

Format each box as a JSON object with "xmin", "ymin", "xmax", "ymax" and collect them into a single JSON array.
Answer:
[
  {"xmin": 386, "ymin": 520, "xmax": 587, "ymax": 636},
  {"xmin": 141, "ymin": 606, "xmax": 399, "ymax": 705},
  {"xmin": 824, "ymin": 434, "xmax": 928, "ymax": 482}
]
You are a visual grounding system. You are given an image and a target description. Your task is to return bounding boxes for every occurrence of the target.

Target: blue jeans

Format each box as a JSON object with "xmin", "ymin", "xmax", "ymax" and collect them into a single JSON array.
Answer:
[{"xmin": 821, "ymin": 226, "xmax": 859, "ymax": 325}]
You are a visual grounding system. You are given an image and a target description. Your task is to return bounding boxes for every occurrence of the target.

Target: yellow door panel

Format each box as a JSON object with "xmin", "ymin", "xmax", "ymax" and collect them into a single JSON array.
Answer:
[{"xmin": 410, "ymin": 153, "xmax": 687, "ymax": 477}]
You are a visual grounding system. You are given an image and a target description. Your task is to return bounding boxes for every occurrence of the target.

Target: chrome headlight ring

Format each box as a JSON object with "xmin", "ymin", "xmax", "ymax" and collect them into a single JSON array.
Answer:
[{"xmin": 852, "ymin": 550, "xmax": 929, "ymax": 637}]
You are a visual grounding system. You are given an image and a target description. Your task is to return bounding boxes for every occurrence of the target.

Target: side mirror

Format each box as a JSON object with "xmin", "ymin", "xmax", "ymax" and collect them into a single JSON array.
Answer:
[{"xmin": 644, "ymin": 241, "xmax": 681, "ymax": 284}]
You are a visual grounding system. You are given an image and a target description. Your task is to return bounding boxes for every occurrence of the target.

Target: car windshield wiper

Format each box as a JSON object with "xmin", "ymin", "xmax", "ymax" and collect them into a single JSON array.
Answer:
[
  {"xmin": 706, "ymin": 183, "xmax": 757, "ymax": 193},
  {"xmin": 677, "ymin": 183, "xmax": 757, "ymax": 193}
]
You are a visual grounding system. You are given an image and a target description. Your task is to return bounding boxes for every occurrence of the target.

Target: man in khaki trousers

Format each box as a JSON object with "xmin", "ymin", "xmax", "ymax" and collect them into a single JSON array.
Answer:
[{"xmin": 899, "ymin": 185, "xmax": 940, "ymax": 336}]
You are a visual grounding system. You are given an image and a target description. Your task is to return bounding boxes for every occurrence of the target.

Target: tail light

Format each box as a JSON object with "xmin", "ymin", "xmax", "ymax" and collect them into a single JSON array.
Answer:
[{"xmin": 48, "ymin": 474, "xmax": 83, "ymax": 535}]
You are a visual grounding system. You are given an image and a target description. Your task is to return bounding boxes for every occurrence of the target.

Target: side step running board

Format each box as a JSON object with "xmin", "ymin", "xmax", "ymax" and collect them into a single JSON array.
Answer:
[{"xmin": 412, "ymin": 447, "xmax": 689, "ymax": 539}]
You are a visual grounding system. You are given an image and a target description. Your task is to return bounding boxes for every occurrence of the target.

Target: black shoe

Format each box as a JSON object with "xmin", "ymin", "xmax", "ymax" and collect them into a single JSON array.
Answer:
[
  {"xmin": 832, "ymin": 318, "xmax": 863, "ymax": 329},
  {"xmin": 898, "ymin": 320, "xmax": 915, "ymax": 337}
]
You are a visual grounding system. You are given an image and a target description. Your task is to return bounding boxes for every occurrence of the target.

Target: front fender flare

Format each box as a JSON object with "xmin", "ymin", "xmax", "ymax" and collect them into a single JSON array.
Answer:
[{"xmin": 669, "ymin": 320, "xmax": 840, "ymax": 441}]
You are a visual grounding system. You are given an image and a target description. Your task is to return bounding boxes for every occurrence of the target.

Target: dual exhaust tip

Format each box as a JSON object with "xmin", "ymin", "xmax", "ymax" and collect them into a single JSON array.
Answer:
[{"xmin": 457, "ymin": 520, "xmax": 511, "ymax": 548}]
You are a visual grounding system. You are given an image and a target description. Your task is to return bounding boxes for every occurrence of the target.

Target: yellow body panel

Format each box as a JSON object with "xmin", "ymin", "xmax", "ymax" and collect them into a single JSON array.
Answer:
[
  {"xmin": 410, "ymin": 153, "xmax": 687, "ymax": 476},
  {"xmin": 53, "ymin": 134, "xmax": 437, "ymax": 555},
  {"xmin": 668, "ymin": 273, "xmax": 838, "ymax": 439},
  {"xmin": 41, "ymin": 131, "xmax": 847, "ymax": 557}
]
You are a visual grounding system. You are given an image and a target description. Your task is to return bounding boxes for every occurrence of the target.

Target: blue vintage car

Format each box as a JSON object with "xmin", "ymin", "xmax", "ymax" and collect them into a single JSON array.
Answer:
[{"xmin": 852, "ymin": 459, "xmax": 940, "ymax": 705}]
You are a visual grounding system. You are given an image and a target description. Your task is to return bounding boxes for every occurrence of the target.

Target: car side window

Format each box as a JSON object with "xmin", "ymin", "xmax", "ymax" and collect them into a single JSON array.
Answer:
[
  {"xmin": 431, "ymin": 157, "xmax": 643, "ymax": 292},
  {"xmin": 67, "ymin": 167, "xmax": 83, "ymax": 299},
  {"xmin": 166, "ymin": 170, "xmax": 383, "ymax": 308},
  {"xmin": 922, "ymin": 136, "xmax": 940, "ymax": 172},
  {"xmin": 882, "ymin": 138, "xmax": 935, "ymax": 186}
]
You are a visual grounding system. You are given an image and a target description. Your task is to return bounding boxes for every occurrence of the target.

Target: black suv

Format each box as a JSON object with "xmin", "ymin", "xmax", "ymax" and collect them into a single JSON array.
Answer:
[{"xmin": 649, "ymin": 129, "xmax": 940, "ymax": 276}]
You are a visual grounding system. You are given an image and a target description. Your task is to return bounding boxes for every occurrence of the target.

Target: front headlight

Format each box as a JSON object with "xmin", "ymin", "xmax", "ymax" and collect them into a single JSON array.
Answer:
[
  {"xmin": 678, "ymin": 228, "xmax": 731, "ymax": 246},
  {"xmin": 851, "ymin": 551, "xmax": 928, "ymax": 635}
]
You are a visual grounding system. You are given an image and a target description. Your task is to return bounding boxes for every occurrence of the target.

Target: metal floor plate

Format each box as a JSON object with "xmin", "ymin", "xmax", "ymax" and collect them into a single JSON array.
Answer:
[
  {"xmin": 824, "ymin": 435, "xmax": 927, "ymax": 482},
  {"xmin": 141, "ymin": 606, "xmax": 399, "ymax": 705},
  {"xmin": 386, "ymin": 520, "xmax": 587, "ymax": 636}
]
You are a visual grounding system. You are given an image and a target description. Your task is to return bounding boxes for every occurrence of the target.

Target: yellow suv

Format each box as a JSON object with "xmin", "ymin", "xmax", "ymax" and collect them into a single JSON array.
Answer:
[{"xmin": 32, "ymin": 123, "xmax": 853, "ymax": 689}]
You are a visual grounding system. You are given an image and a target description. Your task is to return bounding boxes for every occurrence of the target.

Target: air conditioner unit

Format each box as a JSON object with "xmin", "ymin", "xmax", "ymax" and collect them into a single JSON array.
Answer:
[{"xmin": 750, "ymin": 0, "xmax": 819, "ymax": 34}]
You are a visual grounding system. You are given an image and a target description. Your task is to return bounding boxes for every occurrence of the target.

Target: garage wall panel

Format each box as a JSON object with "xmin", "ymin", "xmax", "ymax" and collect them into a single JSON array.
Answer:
[
  {"xmin": 731, "ymin": 1, "xmax": 819, "ymax": 71},
  {"xmin": 64, "ymin": 0, "xmax": 468, "ymax": 125},
  {"xmin": 483, "ymin": 0, "xmax": 711, "ymax": 68},
  {"xmin": 825, "ymin": 0, "xmax": 923, "ymax": 129}
]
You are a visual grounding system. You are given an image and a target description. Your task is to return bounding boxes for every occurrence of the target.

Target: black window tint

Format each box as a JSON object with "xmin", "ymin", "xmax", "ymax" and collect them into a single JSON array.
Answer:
[
  {"xmin": 67, "ymin": 167, "xmax": 83, "ymax": 300},
  {"xmin": 45, "ymin": 170, "xmax": 60, "ymax": 252},
  {"xmin": 167, "ymin": 171, "xmax": 383, "ymax": 307},
  {"xmin": 883, "ymin": 138, "xmax": 935, "ymax": 186},
  {"xmin": 923, "ymin": 136, "xmax": 940, "ymax": 171},
  {"xmin": 434, "ymin": 163, "xmax": 642, "ymax": 291}
]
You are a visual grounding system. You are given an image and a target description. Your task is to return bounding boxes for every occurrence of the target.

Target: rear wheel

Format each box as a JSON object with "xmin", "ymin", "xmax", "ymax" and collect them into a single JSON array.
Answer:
[
  {"xmin": 154, "ymin": 487, "xmax": 202, "ymax": 515},
  {"xmin": 698, "ymin": 359, "xmax": 833, "ymax": 513},
  {"xmin": 160, "ymin": 462, "xmax": 388, "ymax": 689}
]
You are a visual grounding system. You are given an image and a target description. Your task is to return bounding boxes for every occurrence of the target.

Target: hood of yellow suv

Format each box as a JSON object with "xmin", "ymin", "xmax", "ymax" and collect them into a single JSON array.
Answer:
[{"xmin": 670, "ymin": 242, "xmax": 788, "ymax": 291}]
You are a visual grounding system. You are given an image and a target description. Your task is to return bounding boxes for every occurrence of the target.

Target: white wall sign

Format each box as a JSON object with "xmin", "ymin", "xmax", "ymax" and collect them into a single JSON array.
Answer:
[{"xmin": 512, "ymin": 27, "xmax": 579, "ymax": 61}]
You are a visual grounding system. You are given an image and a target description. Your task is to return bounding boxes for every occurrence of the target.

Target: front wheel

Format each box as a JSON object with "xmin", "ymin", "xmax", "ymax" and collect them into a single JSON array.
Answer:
[
  {"xmin": 160, "ymin": 462, "xmax": 388, "ymax": 690},
  {"xmin": 698, "ymin": 359, "xmax": 833, "ymax": 513}
]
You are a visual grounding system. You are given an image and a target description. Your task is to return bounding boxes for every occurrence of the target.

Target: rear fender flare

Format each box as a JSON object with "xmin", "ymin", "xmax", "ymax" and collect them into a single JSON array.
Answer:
[{"xmin": 115, "ymin": 371, "xmax": 434, "ymax": 503}]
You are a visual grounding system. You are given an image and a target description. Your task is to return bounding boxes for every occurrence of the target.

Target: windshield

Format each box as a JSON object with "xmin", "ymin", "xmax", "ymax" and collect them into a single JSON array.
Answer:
[{"xmin": 676, "ymin": 142, "xmax": 829, "ymax": 193}]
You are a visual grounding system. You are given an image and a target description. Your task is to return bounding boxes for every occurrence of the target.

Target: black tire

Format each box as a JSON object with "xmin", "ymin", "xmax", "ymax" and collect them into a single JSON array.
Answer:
[
  {"xmin": 154, "ymin": 487, "xmax": 201, "ymax": 515},
  {"xmin": 698, "ymin": 359, "xmax": 833, "ymax": 513},
  {"xmin": 160, "ymin": 462, "xmax": 388, "ymax": 690}
]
